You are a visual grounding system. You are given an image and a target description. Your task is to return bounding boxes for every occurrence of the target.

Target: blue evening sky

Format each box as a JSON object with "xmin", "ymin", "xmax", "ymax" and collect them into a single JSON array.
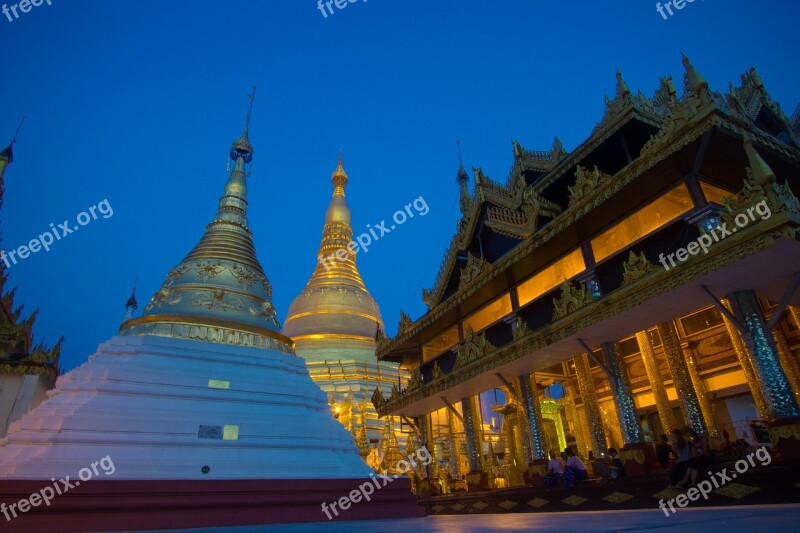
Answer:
[{"xmin": 1, "ymin": 0, "xmax": 798, "ymax": 371}]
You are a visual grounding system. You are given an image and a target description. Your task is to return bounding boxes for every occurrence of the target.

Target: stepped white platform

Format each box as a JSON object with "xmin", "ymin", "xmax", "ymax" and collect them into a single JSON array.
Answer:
[{"xmin": 0, "ymin": 335, "xmax": 423, "ymax": 531}]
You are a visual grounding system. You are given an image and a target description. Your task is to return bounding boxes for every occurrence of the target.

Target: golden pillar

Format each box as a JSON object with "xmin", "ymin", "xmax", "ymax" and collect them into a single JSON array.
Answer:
[
  {"xmin": 563, "ymin": 387, "xmax": 589, "ymax": 457},
  {"xmin": 447, "ymin": 409, "xmax": 462, "ymax": 480},
  {"xmin": 573, "ymin": 354, "xmax": 608, "ymax": 455},
  {"xmin": 722, "ymin": 298, "xmax": 770, "ymax": 417},
  {"xmin": 789, "ymin": 306, "xmax": 800, "ymax": 331},
  {"xmin": 772, "ymin": 328, "xmax": 800, "ymax": 405},
  {"xmin": 683, "ymin": 341, "xmax": 720, "ymax": 441},
  {"xmin": 636, "ymin": 330, "xmax": 678, "ymax": 435},
  {"xmin": 656, "ymin": 321, "xmax": 707, "ymax": 436}
]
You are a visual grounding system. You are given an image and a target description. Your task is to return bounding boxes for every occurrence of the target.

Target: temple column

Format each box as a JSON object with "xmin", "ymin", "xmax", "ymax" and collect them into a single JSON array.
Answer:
[
  {"xmin": 602, "ymin": 341, "xmax": 656, "ymax": 476},
  {"xmin": 728, "ymin": 291, "xmax": 800, "ymax": 418},
  {"xmin": 518, "ymin": 374, "xmax": 548, "ymax": 485},
  {"xmin": 573, "ymin": 354, "xmax": 608, "ymax": 455},
  {"xmin": 728, "ymin": 290, "xmax": 800, "ymax": 459},
  {"xmin": 563, "ymin": 387, "xmax": 589, "ymax": 458},
  {"xmin": 601, "ymin": 342, "xmax": 643, "ymax": 444},
  {"xmin": 461, "ymin": 395, "xmax": 488, "ymax": 490},
  {"xmin": 636, "ymin": 330, "xmax": 678, "ymax": 436},
  {"xmin": 683, "ymin": 341, "xmax": 720, "ymax": 442},
  {"xmin": 446, "ymin": 409, "xmax": 461, "ymax": 482},
  {"xmin": 722, "ymin": 298, "xmax": 770, "ymax": 417},
  {"xmin": 517, "ymin": 374, "xmax": 547, "ymax": 460},
  {"xmin": 656, "ymin": 321, "xmax": 707, "ymax": 436},
  {"xmin": 772, "ymin": 328, "xmax": 800, "ymax": 405}
]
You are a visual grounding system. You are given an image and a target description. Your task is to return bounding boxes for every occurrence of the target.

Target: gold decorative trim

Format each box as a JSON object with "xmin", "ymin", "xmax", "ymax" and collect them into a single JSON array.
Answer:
[
  {"xmin": 622, "ymin": 251, "xmax": 659, "ymax": 286},
  {"xmin": 552, "ymin": 280, "xmax": 592, "ymax": 321},
  {"xmin": 120, "ymin": 314, "xmax": 294, "ymax": 350}
]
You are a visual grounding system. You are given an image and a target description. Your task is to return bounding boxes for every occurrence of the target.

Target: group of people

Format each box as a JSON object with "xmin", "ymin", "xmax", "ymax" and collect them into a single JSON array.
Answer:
[
  {"xmin": 662, "ymin": 427, "xmax": 714, "ymax": 488},
  {"xmin": 542, "ymin": 427, "xmax": 713, "ymax": 490},
  {"xmin": 543, "ymin": 448, "xmax": 590, "ymax": 490}
]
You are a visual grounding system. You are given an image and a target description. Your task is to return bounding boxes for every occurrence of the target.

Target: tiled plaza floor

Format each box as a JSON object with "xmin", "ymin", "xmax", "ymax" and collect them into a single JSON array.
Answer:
[{"xmin": 119, "ymin": 503, "xmax": 800, "ymax": 532}]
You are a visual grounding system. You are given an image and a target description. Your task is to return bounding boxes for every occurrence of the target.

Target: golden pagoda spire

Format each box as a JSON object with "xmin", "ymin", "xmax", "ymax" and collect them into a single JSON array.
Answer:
[
  {"xmin": 120, "ymin": 90, "xmax": 294, "ymax": 353},
  {"xmin": 283, "ymin": 155, "xmax": 383, "ymax": 342}
]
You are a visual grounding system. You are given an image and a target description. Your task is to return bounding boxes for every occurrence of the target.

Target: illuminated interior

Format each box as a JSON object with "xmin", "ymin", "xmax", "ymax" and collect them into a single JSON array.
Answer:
[
  {"xmin": 464, "ymin": 294, "xmax": 513, "ymax": 334},
  {"xmin": 591, "ymin": 183, "xmax": 694, "ymax": 262},
  {"xmin": 700, "ymin": 180, "xmax": 735, "ymax": 205},
  {"xmin": 516, "ymin": 248, "xmax": 586, "ymax": 307},
  {"xmin": 422, "ymin": 325, "xmax": 460, "ymax": 362}
]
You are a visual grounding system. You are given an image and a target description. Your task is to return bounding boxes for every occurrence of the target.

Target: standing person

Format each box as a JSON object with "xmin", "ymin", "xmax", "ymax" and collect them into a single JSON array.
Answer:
[
  {"xmin": 543, "ymin": 450, "xmax": 565, "ymax": 488},
  {"xmin": 669, "ymin": 428, "xmax": 692, "ymax": 488},
  {"xmin": 562, "ymin": 448, "xmax": 588, "ymax": 489},
  {"xmin": 655, "ymin": 434, "xmax": 673, "ymax": 470}
]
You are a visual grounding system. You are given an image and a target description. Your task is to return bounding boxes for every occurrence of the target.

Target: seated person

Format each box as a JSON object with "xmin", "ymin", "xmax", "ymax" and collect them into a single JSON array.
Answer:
[
  {"xmin": 543, "ymin": 450, "xmax": 565, "ymax": 488},
  {"xmin": 655, "ymin": 434, "xmax": 672, "ymax": 470},
  {"xmin": 675, "ymin": 432, "xmax": 712, "ymax": 488},
  {"xmin": 669, "ymin": 428, "xmax": 692, "ymax": 488},
  {"xmin": 562, "ymin": 448, "xmax": 588, "ymax": 489},
  {"xmin": 609, "ymin": 448, "xmax": 625, "ymax": 478}
]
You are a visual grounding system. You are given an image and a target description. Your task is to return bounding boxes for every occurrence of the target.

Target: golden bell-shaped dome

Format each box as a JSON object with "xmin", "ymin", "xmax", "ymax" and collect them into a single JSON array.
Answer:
[{"xmin": 283, "ymin": 156, "xmax": 383, "ymax": 342}]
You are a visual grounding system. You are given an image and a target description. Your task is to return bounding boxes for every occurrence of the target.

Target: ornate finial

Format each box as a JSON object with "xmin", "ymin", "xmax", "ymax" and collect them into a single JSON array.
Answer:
[
  {"xmin": 743, "ymin": 139, "xmax": 776, "ymax": 186},
  {"xmin": 456, "ymin": 140, "xmax": 469, "ymax": 185},
  {"xmin": 230, "ymin": 86, "xmax": 256, "ymax": 163},
  {"xmin": 615, "ymin": 68, "xmax": 630, "ymax": 101},
  {"xmin": 681, "ymin": 52, "xmax": 708, "ymax": 95},
  {"xmin": 1, "ymin": 115, "xmax": 25, "ymax": 163},
  {"xmin": 124, "ymin": 275, "xmax": 139, "ymax": 319},
  {"xmin": 332, "ymin": 151, "xmax": 348, "ymax": 196}
]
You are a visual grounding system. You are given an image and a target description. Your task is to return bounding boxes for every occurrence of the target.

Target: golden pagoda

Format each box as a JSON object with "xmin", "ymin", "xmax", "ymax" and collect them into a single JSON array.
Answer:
[{"xmin": 283, "ymin": 156, "xmax": 407, "ymax": 447}]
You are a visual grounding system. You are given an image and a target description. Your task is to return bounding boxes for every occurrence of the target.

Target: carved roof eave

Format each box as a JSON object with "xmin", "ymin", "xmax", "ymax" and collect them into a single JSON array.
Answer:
[
  {"xmin": 377, "ymin": 218, "xmax": 796, "ymax": 415},
  {"xmin": 378, "ymin": 110, "xmax": 795, "ymax": 360},
  {"xmin": 534, "ymin": 106, "xmax": 663, "ymax": 195}
]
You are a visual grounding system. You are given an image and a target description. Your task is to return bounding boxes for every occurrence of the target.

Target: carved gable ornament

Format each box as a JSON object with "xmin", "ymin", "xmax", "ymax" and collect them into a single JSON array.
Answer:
[
  {"xmin": 454, "ymin": 325, "xmax": 495, "ymax": 370},
  {"xmin": 552, "ymin": 279, "xmax": 592, "ymax": 321}
]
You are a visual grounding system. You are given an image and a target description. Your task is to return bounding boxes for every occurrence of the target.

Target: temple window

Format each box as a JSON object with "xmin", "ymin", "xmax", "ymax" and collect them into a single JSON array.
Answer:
[
  {"xmin": 699, "ymin": 180, "xmax": 735, "ymax": 205},
  {"xmin": 516, "ymin": 248, "xmax": 586, "ymax": 307},
  {"xmin": 464, "ymin": 294, "xmax": 513, "ymax": 334},
  {"xmin": 680, "ymin": 306, "xmax": 723, "ymax": 336},
  {"xmin": 591, "ymin": 183, "xmax": 694, "ymax": 262},
  {"xmin": 422, "ymin": 325, "xmax": 460, "ymax": 363}
]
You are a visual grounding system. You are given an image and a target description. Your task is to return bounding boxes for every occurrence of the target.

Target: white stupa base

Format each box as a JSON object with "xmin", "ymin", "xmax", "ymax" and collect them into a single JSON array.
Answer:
[{"xmin": 0, "ymin": 335, "xmax": 371, "ymax": 480}]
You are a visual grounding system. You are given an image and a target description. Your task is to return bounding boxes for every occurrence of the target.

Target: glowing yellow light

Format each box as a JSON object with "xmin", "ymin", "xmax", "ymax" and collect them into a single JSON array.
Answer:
[
  {"xmin": 223, "ymin": 425, "xmax": 239, "ymax": 440},
  {"xmin": 208, "ymin": 379, "xmax": 230, "ymax": 390}
]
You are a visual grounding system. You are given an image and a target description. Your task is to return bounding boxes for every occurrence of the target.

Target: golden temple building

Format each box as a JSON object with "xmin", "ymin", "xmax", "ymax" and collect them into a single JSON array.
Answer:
[
  {"xmin": 374, "ymin": 56, "xmax": 800, "ymax": 492},
  {"xmin": 283, "ymin": 157, "xmax": 409, "ymax": 457},
  {"xmin": 0, "ymin": 136, "xmax": 63, "ymax": 438}
]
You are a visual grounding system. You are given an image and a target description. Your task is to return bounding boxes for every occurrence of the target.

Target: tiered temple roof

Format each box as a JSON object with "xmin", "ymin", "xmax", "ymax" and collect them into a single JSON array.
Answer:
[{"xmin": 375, "ymin": 54, "xmax": 800, "ymax": 416}]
